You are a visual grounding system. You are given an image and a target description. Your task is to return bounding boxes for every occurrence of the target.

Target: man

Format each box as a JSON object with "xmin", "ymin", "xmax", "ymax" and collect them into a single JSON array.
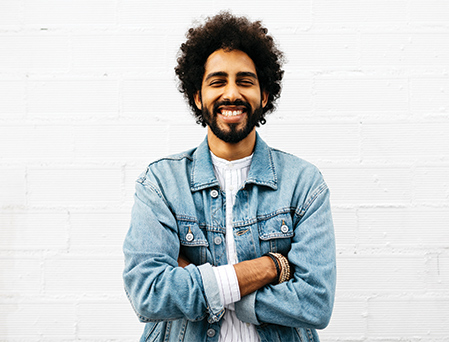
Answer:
[{"xmin": 123, "ymin": 12, "xmax": 336, "ymax": 342}]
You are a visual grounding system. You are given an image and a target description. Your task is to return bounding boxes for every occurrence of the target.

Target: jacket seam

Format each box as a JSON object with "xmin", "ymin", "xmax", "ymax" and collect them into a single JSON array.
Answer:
[
  {"xmin": 138, "ymin": 179, "xmax": 171, "ymax": 209},
  {"xmin": 175, "ymin": 215, "xmax": 225, "ymax": 233},
  {"xmin": 175, "ymin": 207, "xmax": 297, "ymax": 229},
  {"xmin": 295, "ymin": 182, "xmax": 328, "ymax": 218},
  {"xmin": 163, "ymin": 321, "xmax": 171, "ymax": 342},
  {"xmin": 294, "ymin": 327, "xmax": 304, "ymax": 342},
  {"xmin": 232, "ymin": 207, "xmax": 295, "ymax": 228},
  {"xmin": 147, "ymin": 154, "xmax": 193, "ymax": 167},
  {"xmin": 307, "ymin": 328, "xmax": 315, "ymax": 342},
  {"xmin": 144, "ymin": 322, "xmax": 159, "ymax": 341}
]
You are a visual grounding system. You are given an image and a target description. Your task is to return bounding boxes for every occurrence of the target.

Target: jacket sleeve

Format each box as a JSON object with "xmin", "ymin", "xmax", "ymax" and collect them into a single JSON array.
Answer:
[
  {"xmin": 235, "ymin": 182, "xmax": 336, "ymax": 330},
  {"xmin": 123, "ymin": 175, "xmax": 225, "ymax": 323}
]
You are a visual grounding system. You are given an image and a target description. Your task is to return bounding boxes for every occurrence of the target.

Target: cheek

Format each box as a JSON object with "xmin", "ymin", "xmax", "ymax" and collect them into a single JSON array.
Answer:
[
  {"xmin": 203, "ymin": 93, "xmax": 220, "ymax": 107},
  {"xmin": 249, "ymin": 92, "xmax": 263, "ymax": 106}
]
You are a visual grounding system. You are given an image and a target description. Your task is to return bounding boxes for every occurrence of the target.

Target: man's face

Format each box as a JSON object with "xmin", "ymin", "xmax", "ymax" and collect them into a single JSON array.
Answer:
[{"xmin": 194, "ymin": 49, "xmax": 268, "ymax": 144}]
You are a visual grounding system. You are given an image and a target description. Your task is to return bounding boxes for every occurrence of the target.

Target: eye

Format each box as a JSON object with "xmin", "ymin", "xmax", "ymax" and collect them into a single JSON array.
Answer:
[
  {"xmin": 209, "ymin": 80, "xmax": 225, "ymax": 87},
  {"xmin": 238, "ymin": 79, "xmax": 255, "ymax": 86}
]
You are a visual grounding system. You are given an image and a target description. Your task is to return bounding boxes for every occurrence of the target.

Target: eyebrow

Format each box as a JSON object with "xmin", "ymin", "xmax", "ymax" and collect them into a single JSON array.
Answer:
[{"xmin": 204, "ymin": 71, "xmax": 258, "ymax": 81}]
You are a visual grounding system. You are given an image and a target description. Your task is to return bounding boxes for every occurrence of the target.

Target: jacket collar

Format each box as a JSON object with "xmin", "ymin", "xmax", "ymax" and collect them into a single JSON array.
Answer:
[{"xmin": 190, "ymin": 132, "xmax": 277, "ymax": 192}]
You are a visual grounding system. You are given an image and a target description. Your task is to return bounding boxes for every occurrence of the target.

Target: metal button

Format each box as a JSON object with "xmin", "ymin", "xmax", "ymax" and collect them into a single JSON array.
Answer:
[
  {"xmin": 210, "ymin": 189, "xmax": 218, "ymax": 198},
  {"xmin": 281, "ymin": 224, "xmax": 289, "ymax": 233},
  {"xmin": 214, "ymin": 236, "xmax": 222, "ymax": 245},
  {"xmin": 186, "ymin": 232, "xmax": 194, "ymax": 242},
  {"xmin": 207, "ymin": 328, "xmax": 216, "ymax": 337}
]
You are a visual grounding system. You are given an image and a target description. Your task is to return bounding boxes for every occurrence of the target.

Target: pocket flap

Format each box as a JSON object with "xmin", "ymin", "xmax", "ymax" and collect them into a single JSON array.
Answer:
[
  {"xmin": 258, "ymin": 214, "xmax": 294, "ymax": 240},
  {"xmin": 178, "ymin": 221, "xmax": 209, "ymax": 247}
]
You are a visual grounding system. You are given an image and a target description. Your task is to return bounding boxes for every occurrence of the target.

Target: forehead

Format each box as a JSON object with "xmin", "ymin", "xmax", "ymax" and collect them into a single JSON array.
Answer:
[{"xmin": 204, "ymin": 49, "xmax": 257, "ymax": 76}]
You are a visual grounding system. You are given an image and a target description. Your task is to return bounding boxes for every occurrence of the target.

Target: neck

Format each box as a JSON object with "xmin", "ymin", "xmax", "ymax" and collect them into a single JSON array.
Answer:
[{"xmin": 207, "ymin": 128, "xmax": 256, "ymax": 161}]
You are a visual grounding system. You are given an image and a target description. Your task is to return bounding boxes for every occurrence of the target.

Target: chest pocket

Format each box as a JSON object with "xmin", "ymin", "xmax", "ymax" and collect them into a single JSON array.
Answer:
[
  {"xmin": 258, "ymin": 213, "xmax": 294, "ymax": 255},
  {"xmin": 178, "ymin": 221, "xmax": 209, "ymax": 265}
]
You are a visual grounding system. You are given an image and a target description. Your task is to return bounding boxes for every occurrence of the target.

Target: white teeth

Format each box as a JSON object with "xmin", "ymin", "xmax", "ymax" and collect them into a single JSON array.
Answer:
[{"xmin": 221, "ymin": 110, "xmax": 243, "ymax": 116}]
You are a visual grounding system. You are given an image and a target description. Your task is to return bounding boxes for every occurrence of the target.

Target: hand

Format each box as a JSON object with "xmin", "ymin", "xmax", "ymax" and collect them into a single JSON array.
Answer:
[{"xmin": 177, "ymin": 253, "xmax": 191, "ymax": 268}]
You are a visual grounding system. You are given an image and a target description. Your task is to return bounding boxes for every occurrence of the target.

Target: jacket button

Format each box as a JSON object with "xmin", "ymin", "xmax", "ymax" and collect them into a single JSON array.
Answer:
[
  {"xmin": 210, "ymin": 189, "xmax": 219, "ymax": 198},
  {"xmin": 281, "ymin": 224, "xmax": 289, "ymax": 233},
  {"xmin": 207, "ymin": 328, "xmax": 216, "ymax": 337},
  {"xmin": 214, "ymin": 236, "xmax": 222, "ymax": 245},
  {"xmin": 186, "ymin": 232, "xmax": 194, "ymax": 242}
]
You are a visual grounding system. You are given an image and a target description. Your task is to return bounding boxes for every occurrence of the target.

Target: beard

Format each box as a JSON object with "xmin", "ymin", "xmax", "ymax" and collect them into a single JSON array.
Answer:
[{"xmin": 201, "ymin": 99, "xmax": 264, "ymax": 144}]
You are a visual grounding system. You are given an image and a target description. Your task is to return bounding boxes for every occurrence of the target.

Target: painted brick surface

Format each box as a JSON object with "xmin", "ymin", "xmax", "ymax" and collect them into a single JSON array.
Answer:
[
  {"xmin": 0, "ymin": 302, "xmax": 77, "ymax": 339},
  {"xmin": 44, "ymin": 255, "xmax": 124, "ymax": 295},
  {"xmin": 0, "ymin": 256, "xmax": 42, "ymax": 295},
  {"xmin": 0, "ymin": 211, "xmax": 68, "ymax": 250},
  {"xmin": 28, "ymin": 79, "xmax": 119, "ymax": 117},
  {"xmin": 69, "ymin": 210, "xmax": 130, "ymax": 252},
  {"xmin": 0, "ymin": 81, "xmax": 26, "ymax": 117},
  {"xmin": 77, "ymin": 301, "xmax": 142, "ymax": 339},
  {"xmin": 1, "ymin": 1, "xmax": 448, "ymax": 341}
]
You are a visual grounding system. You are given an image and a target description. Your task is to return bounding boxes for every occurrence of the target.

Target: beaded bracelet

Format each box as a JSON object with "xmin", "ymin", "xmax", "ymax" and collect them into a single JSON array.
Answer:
[
  {"xmin": 274, "ymin": 253, "xmax": 291, "ymax": 283},
  {"xmin": 263, "ymin": 252, "xmax": 291, "ymax": 284}
]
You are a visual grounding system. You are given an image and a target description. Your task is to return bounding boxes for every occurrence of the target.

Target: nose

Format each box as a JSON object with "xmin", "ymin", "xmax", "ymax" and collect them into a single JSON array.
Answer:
[{"xmin": 222, "ymin": 82, "xmax": 241, "ymax": 102}]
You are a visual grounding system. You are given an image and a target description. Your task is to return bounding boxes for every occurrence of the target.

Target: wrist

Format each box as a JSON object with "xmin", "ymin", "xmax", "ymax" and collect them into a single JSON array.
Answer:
[
  {"xmin": 263, "ymin": 252, "xmax": 291, "ymax": 284},
  {"xmin": 262, "ymin": 254, "xmax": 280, "ymax": 284}
]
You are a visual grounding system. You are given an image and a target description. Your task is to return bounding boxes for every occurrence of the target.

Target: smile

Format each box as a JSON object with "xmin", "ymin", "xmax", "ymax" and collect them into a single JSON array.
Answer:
[
  {"xmin": 221, "ymin": 110, "xmax": 244, "ymax": 116},
  {"xmin": 217, "ymin": 105, "xmax": 248, "ymax": 117}
]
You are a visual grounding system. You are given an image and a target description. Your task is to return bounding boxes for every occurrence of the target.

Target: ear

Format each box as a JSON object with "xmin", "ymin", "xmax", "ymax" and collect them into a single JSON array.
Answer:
[
  {"xmin": 194, "ymin": 91, "xmax": 202, "ymax": 110},
  {"xmin": 261, "ymin": 90, "xmax": 269, "ymax": 108}
]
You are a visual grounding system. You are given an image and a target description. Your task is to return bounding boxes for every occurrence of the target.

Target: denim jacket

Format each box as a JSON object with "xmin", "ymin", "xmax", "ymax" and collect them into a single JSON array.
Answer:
[{"xmin": 123, "ymin": 133, "xmax": 336, "ymax": 342}]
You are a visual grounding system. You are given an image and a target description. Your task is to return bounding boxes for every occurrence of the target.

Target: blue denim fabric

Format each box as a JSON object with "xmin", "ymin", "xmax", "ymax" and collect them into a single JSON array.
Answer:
[{"xmin": 123, "ymin": 133, "xmax": 336, "ymax": 342}]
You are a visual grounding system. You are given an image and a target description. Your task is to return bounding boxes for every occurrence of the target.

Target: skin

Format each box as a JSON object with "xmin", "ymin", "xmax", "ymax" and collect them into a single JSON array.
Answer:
[
  {"xmin": 194, "ymin": 49, "xmax": 268, "ymax": 161},
  {"xmin": 180, "ymin": 49, "xmax": 278, "ymax": 297}
]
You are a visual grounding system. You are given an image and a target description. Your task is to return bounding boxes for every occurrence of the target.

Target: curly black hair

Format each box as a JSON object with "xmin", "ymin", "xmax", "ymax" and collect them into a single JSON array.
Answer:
[{"xmin": 175, "ymin": 12, "xmax": 284, "ymax": 126}]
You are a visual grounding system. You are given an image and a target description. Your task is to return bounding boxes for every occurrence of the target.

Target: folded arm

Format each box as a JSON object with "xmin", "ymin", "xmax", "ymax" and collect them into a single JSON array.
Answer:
[
  {"xmin": 235, "ymin": 185, "xmax": 336, "ymax": 330},
  {"xmin": 179, "ymin": 253, "xmax": 278, "ymax": 299},
  {"xmin": 123, "ymin": 180, "xmax": 224, "ymax": 323}
]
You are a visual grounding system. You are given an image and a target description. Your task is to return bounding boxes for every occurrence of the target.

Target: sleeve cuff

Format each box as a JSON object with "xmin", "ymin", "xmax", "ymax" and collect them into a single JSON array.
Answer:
[
  {"xmin": 197, "ymin": 263, "xmax": 225, "ymax": 323},
  {"xmin": 212, "ymin": 264, "xmax": 241, "ymax": 306},
  {"xmin": 234, "ymin": 291, "xmax": 260, "ymax": 325}
]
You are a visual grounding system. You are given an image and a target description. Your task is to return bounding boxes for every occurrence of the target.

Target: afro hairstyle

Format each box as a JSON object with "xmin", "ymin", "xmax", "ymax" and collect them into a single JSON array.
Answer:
[{"xmin": 175, "ymin": 11, "xmax": 284, "ymax": 126}]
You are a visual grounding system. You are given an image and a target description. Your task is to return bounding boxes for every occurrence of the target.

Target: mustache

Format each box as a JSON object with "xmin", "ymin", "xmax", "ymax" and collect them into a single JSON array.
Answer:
[{"xmin": 213, "ymin": 100, "xmax": 251, "ymax": 113}]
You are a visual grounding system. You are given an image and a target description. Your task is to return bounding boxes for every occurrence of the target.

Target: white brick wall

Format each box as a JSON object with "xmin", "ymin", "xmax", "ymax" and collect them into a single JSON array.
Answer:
[{"xmin": 1, "ymin": 1, "xmax": 448, "ymax": 341}]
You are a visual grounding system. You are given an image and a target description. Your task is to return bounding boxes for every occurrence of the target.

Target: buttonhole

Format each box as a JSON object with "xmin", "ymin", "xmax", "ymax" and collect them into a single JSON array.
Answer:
[{"xmin": 236, "ymin": 229, "xmax": 249, "ymax": 236}]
